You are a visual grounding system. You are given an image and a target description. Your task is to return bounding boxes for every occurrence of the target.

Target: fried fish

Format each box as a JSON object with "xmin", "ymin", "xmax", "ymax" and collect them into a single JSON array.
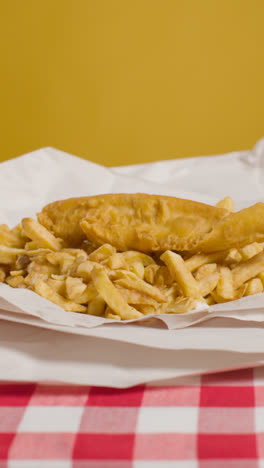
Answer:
[
  {"xmin": 38, "ymin": 194, "xmax": 264, "ymax": 254},
  {"xmin": 38, "ymin": 193, "xmax": 229, "ymax": 252},
  {"xmin": 194, "ymin": 202, "xmax": 264, "ymax": 252}
]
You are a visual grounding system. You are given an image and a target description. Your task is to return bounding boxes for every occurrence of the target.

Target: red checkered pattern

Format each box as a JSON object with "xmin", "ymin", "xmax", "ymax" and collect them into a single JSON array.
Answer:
[{"xmin": 1, "ymin": 367, "xmax": 264, "ymax": 467}]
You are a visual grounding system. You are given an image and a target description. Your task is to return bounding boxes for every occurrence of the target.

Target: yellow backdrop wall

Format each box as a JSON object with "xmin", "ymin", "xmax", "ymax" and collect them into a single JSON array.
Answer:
[{"xmin": 0, "ymin": 0, "xmax": 263, "ymax": 166}]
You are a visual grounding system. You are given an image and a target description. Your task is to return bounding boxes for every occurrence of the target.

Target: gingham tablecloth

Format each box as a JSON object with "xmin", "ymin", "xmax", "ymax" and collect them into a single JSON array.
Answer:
[{"xmin": 1, "ymin": 367, "xmax": 264, "ymax": 467}]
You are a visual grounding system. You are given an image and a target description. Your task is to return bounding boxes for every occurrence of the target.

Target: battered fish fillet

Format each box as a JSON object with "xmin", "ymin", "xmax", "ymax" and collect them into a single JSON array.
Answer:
[
  {"xmin": 38, "ymin": 193, "xmax": 228, "ymax": 252},
  {"xmin": 193, "ymin": 203, "xmax": 264, "ymax": 252}
]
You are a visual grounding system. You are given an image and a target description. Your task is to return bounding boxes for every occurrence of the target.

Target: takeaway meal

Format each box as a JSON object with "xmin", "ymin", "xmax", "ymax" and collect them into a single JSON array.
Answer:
[{"xmin": 0, "ymin": 193, "xmax": 264, "ymax": 320}]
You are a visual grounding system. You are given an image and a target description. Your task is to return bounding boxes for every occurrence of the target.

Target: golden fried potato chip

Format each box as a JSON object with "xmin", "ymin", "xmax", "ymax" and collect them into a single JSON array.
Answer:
[
  {"xmin": 65, "ymin": 276, "xmax": 87, "ymax": 300},
  {"xmin": 199, "ymin": 271, "xmax": 219, "ymax": 297},
  {"xmin": 161, "ymin": 250, "xmax": 200, "ymax": 298},
  {"xmin": 216, "ymin": 266, "xmax": 234, "ymax": 301},
  {"xmin": 0, "ymin": 246, "xmax": 26, "ymax": 265},
  {"xmin": 128, "ymin": 259, "xmax": 145, "ymax": 279},
  {"xmin": 0, "ymin": 267, "xmax": 6, "ymax": 282},
  {"xmin": 22, "ymin": 218, "xmax": 62, "ymax": 251},
  {"xmin": 194, "ymin": 263, "xmax": 217, "ymax": 281},
  {"xmin": 216, "ymin": 196, "xmax": 234, "ymax": 212},
  {"xmin": 116, "ymin": 286, "xmax": 158, "ymax": 305},
  {"xmin": 88, "ymin": 244, "xmax": 116, "ymax": 262},
  {"xmin": 114, "ymin": 273, "xmax": 167, "ymax": 303},
  {"xmin": 224, "ymin": 248, "xmax": 242, "ymax": 267},
  {"xmin": 34, "ymin": 280, "xmax": 86, "ymax": 312},
  {"xmin": 47, "ymin": 278, "xmax": 66, "ymax": 296},
  {"xmin": 244, "ymin": 278, "xmax": 263, "ymax": 296},
  {"xmin": 6, "ymin": 275, "xmax": 26, "ymax": 288},
  {"xmin": 91, "ymin": 266, "xmax": 142, "ymax": 319},
  {"xmin": 106, "ymin": 253, "xmax": 127, "ymax": 270},
  {"xmin": 0, "ymin": 224, "xmax": 26, "ymax": 248},
  {"xmin": 240, "ymin": 242, "xmax": 263, "ymax": 261},
  {"xmin": 105, "ymin": 306, "xmax": 122, "ymax": 320},
  {"xmin": 232, "ymin": 252, "xmax": 264, "ymax": 289},
  {"xmin": 154, "ymin": 266, "xmax": 174, "ymax": 288},
  {"xmin": 76, "ymin": 260, "xmax": 98, "ymax": 282},
  {"xmin": 144, "ymin": 264, "xmax": 160, "ymax": 284},
  {"xmin": 185, "ymin": 252, "xmax": 226, "ymax": 272},
  {"xmin": 87, "ymin": 296, "xmax": 106, "ymax": 316}
]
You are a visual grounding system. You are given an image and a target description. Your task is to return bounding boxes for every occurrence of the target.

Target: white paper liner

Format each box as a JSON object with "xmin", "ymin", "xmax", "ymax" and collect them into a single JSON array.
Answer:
[{"xmin": 0, "ymin": 138, "xmax": 264, "ymax": 333}]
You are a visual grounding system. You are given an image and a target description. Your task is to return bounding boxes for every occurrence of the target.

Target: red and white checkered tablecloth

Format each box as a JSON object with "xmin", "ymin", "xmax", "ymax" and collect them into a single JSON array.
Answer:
[{"xmin": 1, "ymin": 367, "xmax": 264, "ymax": 467}]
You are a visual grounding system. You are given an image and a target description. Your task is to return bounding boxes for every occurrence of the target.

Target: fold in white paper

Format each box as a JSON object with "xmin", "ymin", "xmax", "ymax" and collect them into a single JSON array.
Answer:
[{"xmin": 1, "ymin": 140, "xmax": 264, "ymax": 331}]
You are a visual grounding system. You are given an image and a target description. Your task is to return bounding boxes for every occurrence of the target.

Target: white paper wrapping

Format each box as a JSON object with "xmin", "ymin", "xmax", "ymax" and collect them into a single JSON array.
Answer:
[
  {"xmin": 1, "ymin": 139, "xmax": 264, "ymax": 386},
  {"xmin": 1, "ymin": 140, "xmax": 264, "ymax": 330}
]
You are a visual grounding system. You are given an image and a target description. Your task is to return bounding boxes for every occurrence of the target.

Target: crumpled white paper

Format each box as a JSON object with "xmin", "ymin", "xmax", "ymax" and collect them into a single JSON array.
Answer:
[
  {"xmin": 1, "ymin": 140, "xmax": 264, "ymax": 331},
  {"xmin": 0, "ymin": 317, "xmax": 264, "ymax": 387},
  {"xmin": 1, "ymin": 139, "xmax": 264, "ymax": 387}
]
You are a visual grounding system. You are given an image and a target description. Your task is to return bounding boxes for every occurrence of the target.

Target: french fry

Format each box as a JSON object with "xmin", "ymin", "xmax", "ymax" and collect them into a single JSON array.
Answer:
[
  {"xmin": 106, "ymin": 253, "xmax": 127, "ymax": 270},
  {"xmin": 0, "ymin": 224, "xmax": 26, "ymax": 248},
  {"xmin": 204, "ymin": 295, "xmax": 216, "ymax": 305},
  {"xmin": 144, "ymin": 264, "xmax": 160, "ymax": 284},
  {"xmin": 195, "ymin": 263, "xmax": 217, "ymax": 281},
  {"xmin": 10, "ymin": 269, "xmax": 26, "ymax": 277},
  {"xmin": 244, "ymin": 278, "xmax": 263, "ymax": 296},
  {"xmin": 216, "ymin": 196, "xmax": 234, "ymax": 212},
  {"xmin": 158, "ymin": 297, "xmax": 197, "ymax": 314},
  {"xmin": 46, "ymin": 252, "xmax": 74, "ymax": 266},
  {"xmin": 25, "ymin": 271, "xmax": 49, "ymax": 288},
  {"xmin": 258, "ymin": 272, "xmax": 264, "ymax": 287},
  {"xmin": 185, "ymin": 252, "xmax": 226, "ymax": 272},
  {"xmin": 105, "ymin": 306, "xmax": 121, "ymax": 320},
  {"xmin": 0, "ymin": 245, "xmax": 26, "ymax": 264},
  {"xmin": 47, "ymin": 278, "xmax": 66, "ymax": 296},
  {"xmin": 34, "ymin": 280, "xmax": 86, "ymax": 312},
  {"xmin": 27, "ymin": 257, "xmax": 58, "ymax": 276},
  {"xmin": 15, "ymin": 254, "xmax": 30, "ymax": 269},
  {"xmin": 135, "ymin": 305, "xmax": 157, "ymax": 315},
  {"xmin": 240, "ymin": 242, "xmax": 263, "ymax": 261},
  {"xmin": 60, "ymin": 256, "xmax": 76, "ymax": 275},
  {"xmin": 65, "ymin": 277, "xmax": 86, "ymax": 300},
  {"xmin": 62, "ymin": 248, "xmax": 88, "ymax": 260},
  {"xmin": 212, "ymin": 283, "xmax": 247, "ymax": 303},
  {"xmin": 91, "ymin": 266, "xmax": 142, "ymax": 319},
  {"xmin": 161, "ymin": 250, "xmax": 200, "ymax": 298},
  {"xmin": 22, "ymin": 218, "xmax": 62, "ymax": 251},
  {"xmin": 73, "ymin": 284, "xmax": 97, "ymax": 304},
  {"xmin": 128, "ymin": 259, "xmax": 145, "ymax": 279},
  {"xmin": 25, "ymin": 241, "xmax": 42, "ymax": 250},
  {"xmin": 87, "ymin": 296, "xmax": 106, "ymax": 316},
  {"xmin": 216, "ymin": 266, "xmax": 234, "ymax": 300},
  {"xmin": 199, "ymin": 271, "xmax": 219, "ymax": 297},
  {"xmin": 154, "ymin": 266, "xmax": 174, "ymax": 288},
  {"xmin": 88, "ymin": 244, "xmax": 116, "ymax": 262},
  {"xmin": 162, "ymin": 284, "xmax": 181, "ymax": 300},
  {"xmin": 224, "ymin": 248, "xmax": 242, "ymax": 267},
  {"xmin": 76, "ymin": 260, "xmax": 98, "ymax": 282},
  {"xmin": 5, "ymin": 275, "xmax": 26, "ymax": 288},
  {"xmin": 116, "ymin": 286, "xmax": 158, "ymax": 305},
  {"xmin": 122, "ymin": 251, "xmax": 155, "ymax": 266},
  {"xmin": 232, "ymin": 252, "xmax": 264, "ymax": 289},
  {"xmin": 51, "ymin": 274, "xmax": 67, "ymax": 280},
  {"xmin": 0, "ymin": 267, "xmax": 6, "ymax": 282},
  {"xmin": 114, "ymin": 274, "xmax": 167, "ymax": 302}
]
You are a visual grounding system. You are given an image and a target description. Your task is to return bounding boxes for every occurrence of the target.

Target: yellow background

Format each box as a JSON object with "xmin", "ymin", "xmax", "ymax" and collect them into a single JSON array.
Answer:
[{"xmin": 0, "ymin": 0, "xmax": 263, "ymax": 166}]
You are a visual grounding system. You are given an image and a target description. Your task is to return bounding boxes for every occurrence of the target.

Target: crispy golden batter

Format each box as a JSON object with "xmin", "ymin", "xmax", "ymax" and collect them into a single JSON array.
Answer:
[
  {"xmin": 38, "ymin": 195, "xmax": 264, "ymax": 254},
  {"xmin": 194, "ymin": 203, "xmax": 264, "ymax": 252},
  {"xmin": 38, "ymin": 194, "xmax": 228, "ymax": 252}
]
